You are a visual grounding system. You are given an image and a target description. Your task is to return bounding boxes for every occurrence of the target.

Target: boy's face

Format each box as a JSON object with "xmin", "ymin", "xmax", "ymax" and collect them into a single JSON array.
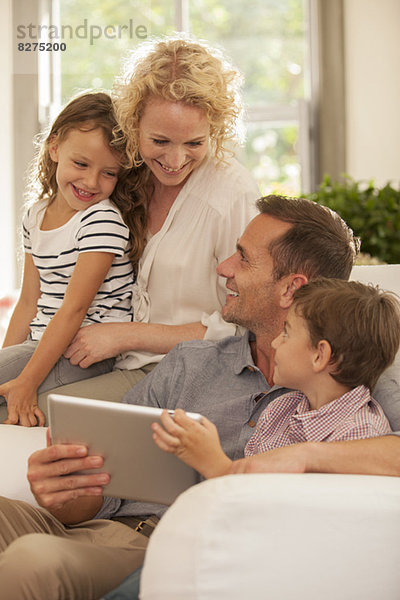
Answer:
[{"xmin": 271, "ymin": 306, "xmax": 316, "ymax": 391}]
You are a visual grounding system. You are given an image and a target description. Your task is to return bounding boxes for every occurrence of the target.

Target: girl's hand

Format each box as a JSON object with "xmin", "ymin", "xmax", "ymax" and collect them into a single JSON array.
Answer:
[
  {"xmin": 0, "ymin": 378, "xmax": 45, "ymax": 427},
  {"xmin": 152, "ymin": 409, "xmax": 232, "ymax": 479}
]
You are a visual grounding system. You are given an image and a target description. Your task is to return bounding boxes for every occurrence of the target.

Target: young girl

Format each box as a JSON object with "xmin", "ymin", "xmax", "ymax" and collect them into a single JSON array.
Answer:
[{"xmin": 0, "ymin": 92, "xmax": 136, "ymax": 427}]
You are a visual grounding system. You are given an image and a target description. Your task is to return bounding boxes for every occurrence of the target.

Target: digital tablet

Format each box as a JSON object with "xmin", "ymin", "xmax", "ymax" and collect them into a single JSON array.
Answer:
[{"xmin": 47, "ymin": 394, "xmax": 202, "ymax": 505}]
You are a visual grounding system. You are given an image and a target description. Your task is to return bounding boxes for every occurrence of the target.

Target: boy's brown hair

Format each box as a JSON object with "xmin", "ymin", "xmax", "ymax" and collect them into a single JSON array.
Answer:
[{"xmin": 292, "ymin": 278, "xmax": 400, "ymax": 390}]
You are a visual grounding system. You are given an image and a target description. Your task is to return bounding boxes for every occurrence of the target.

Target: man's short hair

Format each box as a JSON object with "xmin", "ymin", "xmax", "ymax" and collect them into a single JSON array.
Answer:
[
  {"xmin": 256, "ymin": 195, "xmax": 359, "ymax": 281},
  {"xmin": 292, "ymin": 278, "xmax": 400, "ymax": 391}
]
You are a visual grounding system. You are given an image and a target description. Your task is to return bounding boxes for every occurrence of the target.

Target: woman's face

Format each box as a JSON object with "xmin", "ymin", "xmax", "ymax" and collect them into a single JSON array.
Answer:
[{"xmin": 138, "ymin": 97, "xmax": 210, "ymax": 187}]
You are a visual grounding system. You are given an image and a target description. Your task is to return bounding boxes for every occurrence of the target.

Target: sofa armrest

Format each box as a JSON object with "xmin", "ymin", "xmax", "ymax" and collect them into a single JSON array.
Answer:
[
  {"xmin": 0, "ymin": 424, "xmax": 47, "ymax": 506},
  {"xmin": 141, "ymin": 473, "xmax": 400, "ymax": 599}
]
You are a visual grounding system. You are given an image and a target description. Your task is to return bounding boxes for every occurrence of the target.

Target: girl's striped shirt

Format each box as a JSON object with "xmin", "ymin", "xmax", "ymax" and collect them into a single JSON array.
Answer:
[{"xmin": 23, "ymin": 198, "xmax": 134, "ymax": 341}]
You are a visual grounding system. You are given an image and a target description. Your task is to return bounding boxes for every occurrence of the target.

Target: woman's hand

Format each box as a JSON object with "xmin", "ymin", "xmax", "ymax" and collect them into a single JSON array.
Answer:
[
  {"xmin": 65, "ymin": 321, "xmax": 208, "ymax": 368},
  {"xmin": 27, "ymin": 430, "xmax": 108, "ymax": 524},
  {"xmin": 64, "ymin": 323, "xmax": 126, "ymax": 368},
  {"xmin": 152, "ymin": 409, "xmax": 232, "ymax": 479},
  {"xmin": 0, "ymin": 378, "xmax": 45, "ymax": 427}
]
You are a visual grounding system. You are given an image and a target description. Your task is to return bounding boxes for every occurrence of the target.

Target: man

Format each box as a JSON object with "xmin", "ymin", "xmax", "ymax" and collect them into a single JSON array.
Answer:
[
  {"xmin": 0, "ymin": 196, "xmax": 399, "ymax": 599},
  {"xmin": 120, "ymin": 195, "xmax": 400, "ymax": 477}
]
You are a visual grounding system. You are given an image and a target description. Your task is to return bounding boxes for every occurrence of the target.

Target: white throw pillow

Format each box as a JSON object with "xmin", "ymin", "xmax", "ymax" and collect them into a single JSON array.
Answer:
[{"xmin": 0, "ymin": 425, "xmax": 47, "ymax": 506}]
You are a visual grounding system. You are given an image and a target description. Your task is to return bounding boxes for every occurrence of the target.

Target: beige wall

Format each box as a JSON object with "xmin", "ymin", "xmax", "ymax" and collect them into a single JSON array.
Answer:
[{"xmin": 344, "ymin": 0, "xmax": 400, "ymax": 185}]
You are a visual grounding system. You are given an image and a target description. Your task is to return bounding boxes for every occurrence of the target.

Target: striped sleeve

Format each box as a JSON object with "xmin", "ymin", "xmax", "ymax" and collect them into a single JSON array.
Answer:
[
  {"xmin": 22, "ymin": 207, "xmax": 32, "ymax": 253},
  {"xmin": 76, "ymin": 205, "xmax": 130, "ymax": 257}
]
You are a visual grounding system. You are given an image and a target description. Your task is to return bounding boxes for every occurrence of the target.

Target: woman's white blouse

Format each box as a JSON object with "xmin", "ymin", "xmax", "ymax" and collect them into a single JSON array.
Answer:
[{"xmin": 116, "ymin": 155, "xmax": 259, "ymax": 370}]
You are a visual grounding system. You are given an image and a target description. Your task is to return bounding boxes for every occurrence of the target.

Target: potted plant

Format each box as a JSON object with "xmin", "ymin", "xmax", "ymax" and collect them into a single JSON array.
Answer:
[{"xmin": 304, "ymin": 175, "xmax": 400, "ymax": 264}]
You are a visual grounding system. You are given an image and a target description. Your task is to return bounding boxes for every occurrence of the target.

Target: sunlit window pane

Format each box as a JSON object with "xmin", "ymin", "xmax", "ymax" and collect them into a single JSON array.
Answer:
[
  {"xmin": 59, "ymin": 0, "xmax": 157, "ymax": 102},
  {"xmin": 57, "ymin": 0, "xmax": 309, "ymax": 193},
  {"xmin": 189, "ymin": 0, "xmax": 307, "ymax": 106},
  {"xmin": 237, "ymin": 122, "xmax": 300, "ymax": 196}
]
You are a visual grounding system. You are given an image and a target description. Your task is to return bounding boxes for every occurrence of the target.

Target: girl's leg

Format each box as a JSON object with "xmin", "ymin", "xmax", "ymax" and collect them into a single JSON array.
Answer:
[
  {"xmin": 0, "ymin": 341, "xmax": 38, "ymax": 395},
  {"xmin": 37, "ymin": 355, "xmax": 116, "ymax": 395},
  {"xmin": 0, "ymin": 341, "xmax": 38, "ymax": 422},
  {"xmin": 36, "ymin": 364, "xmax": 157, "ymax": 423},
  {"xmin": 0, "ymin": 341, "xmax": 114, "ymax": 423},
  {"xmin": 0, "ymin": 340, "xmax": 114, "ymax": 398}
]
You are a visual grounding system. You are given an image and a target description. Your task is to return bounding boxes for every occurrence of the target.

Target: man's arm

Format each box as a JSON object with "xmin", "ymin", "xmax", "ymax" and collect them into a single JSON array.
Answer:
[
  {"xmin": 122, "ymin": 344, "xmax": 183, "ymax": 409},
  {"xmin": 230, "ymin": 435, "xmax": 400, "ymax": 477}
]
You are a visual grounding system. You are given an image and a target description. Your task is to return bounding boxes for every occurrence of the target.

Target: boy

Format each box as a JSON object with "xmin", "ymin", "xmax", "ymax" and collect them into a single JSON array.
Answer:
[{"xmin": 152, "ymin": 278, "xmax": 400, "ymax": 479}]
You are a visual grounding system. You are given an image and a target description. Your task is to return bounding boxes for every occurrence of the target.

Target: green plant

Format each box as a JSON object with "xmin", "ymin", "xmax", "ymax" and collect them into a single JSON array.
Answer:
[{"xmin": 304, "ymin": 175, "xmax": 400, "ymax": 264}]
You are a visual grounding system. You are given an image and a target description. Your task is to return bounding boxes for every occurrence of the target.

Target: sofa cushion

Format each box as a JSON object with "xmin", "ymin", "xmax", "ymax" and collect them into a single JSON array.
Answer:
[{"xmin": 0, "ymin": 424, "xmax": 47, "ymax": 506}]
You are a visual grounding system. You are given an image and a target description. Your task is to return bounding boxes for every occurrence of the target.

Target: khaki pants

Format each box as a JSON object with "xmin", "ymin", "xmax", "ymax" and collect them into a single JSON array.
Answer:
[{"xmin": 0, "ymin": 497, "xmax": 149, "ymax": 600}]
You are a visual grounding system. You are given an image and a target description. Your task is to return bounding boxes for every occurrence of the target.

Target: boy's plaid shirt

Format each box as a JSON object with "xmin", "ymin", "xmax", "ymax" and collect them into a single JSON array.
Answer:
[{"xmin": 245, "ymin": 385, "xmax": 391, "ymax": 456}]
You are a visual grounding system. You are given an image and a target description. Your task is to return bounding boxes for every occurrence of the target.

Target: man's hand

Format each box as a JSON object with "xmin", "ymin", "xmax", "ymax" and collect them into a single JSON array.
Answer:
[
  {"xmin": 0, "ymin": 378, "xmax": 45, "ymax": 427},
  {"xmin": 229, "ymin": 444, "xmax": 309, "ymax": 474},
  {"xmin": 152, "ymin": 409, "xmax": 232, "ymax": 479},
  {"xmin": 27, "ymin": 430, "xmax": 109, "ymax": 523},
  {"xmin": 64, "ymin": 323, "xmax": 123, "ymax": 368}
]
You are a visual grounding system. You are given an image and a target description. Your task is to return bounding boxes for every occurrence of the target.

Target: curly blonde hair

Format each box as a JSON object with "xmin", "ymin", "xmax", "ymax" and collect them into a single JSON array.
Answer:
[
  {"xmin": 29, "ymin": 91, "xmax": 145, "ymax": 267},
  {"xmin": 112, "ymin": 36, "xmax": 243, "ymax": 168}
]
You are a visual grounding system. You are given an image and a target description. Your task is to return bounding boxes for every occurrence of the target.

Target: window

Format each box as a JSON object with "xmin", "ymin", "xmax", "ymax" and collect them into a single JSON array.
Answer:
[
  {"xmin": 8, "ymin": 0, "xmax": 316, "ymax": 287},
  {"xmin": 53, "ymin": 0, "xmax": 314, "ymax": 194}
]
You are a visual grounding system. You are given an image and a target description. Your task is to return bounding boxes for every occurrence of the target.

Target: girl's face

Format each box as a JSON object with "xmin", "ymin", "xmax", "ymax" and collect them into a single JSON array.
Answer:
[
  {"xmin": 138, "ymin": 97, "xmax": 210, "ymax": 189},
  {"xmin": 49, "ymin": 128, "xmax": 121, "ymax": 213}
]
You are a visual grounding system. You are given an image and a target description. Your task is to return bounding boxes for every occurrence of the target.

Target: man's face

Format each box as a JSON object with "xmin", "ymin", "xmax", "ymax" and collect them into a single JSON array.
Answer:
[{"xmin": 217, "ymin": 214, "xmax": 292, "ymax": 333}]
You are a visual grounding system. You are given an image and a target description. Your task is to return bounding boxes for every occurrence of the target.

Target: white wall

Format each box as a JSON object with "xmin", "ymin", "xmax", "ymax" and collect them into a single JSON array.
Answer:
[
  {"xmin": 344, "ymin": 0, "xmax": 400, "ymax": 185},
  {"xmin": 0, "ymin": 0, "xmax": 16, "ymax": 289}
]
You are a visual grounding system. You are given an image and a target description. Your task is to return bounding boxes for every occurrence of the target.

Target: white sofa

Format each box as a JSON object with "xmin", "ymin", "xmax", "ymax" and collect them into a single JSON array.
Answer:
[
  {"xmin": 140, "ymin": 473, "xmax": 400, "ymax": 599},
  {"xmin": 140, "ymin": 264, "xmax": 400, "ymax": 599}
]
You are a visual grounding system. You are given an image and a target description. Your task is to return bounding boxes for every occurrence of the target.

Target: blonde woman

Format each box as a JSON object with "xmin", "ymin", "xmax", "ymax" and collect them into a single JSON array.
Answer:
[{"xmin": 39, "ymin": 36, "xmax": 259, "ymax": 407}]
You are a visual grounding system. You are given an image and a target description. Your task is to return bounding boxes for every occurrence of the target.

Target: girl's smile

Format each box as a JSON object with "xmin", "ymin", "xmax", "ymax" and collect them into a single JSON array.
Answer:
[{"xmin": 49, "ymin": 128, "xmax": 121, "ymax": 215}]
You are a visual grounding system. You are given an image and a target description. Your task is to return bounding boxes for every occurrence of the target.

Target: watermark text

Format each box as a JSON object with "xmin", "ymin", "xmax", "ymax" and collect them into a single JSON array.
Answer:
[{"xmin": 16, "ymin": 19, "xmax": 147, "ymax": 46}]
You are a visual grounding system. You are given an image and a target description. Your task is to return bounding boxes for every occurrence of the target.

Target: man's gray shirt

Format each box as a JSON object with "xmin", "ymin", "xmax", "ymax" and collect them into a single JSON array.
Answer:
[
  {"xmin": 96, "ymin": 331, "xmax": 287, "ymax": 519},
  {"xmin": 96, "ymin": 332, "xmax": 400, "ymax": 520}
]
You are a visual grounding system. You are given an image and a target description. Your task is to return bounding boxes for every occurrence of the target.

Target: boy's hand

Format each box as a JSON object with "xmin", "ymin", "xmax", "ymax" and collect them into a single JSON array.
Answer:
[
  {"xmin": 0, "ymin": 378, "xmax": 45, "ymax": 427},
  {"xmin": 152, "ymin": 409, "xmax": 232, "ymax": 479}
]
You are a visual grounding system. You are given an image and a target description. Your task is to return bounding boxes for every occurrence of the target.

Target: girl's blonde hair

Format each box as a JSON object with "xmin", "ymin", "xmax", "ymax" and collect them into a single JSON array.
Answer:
[
  {"xmin": 113, "ymin": 36, "xmax": 243, "ymax": 167},
  {"xmin": 30, "ymin": 91, "xmax": 146, "ymax": 267}
]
